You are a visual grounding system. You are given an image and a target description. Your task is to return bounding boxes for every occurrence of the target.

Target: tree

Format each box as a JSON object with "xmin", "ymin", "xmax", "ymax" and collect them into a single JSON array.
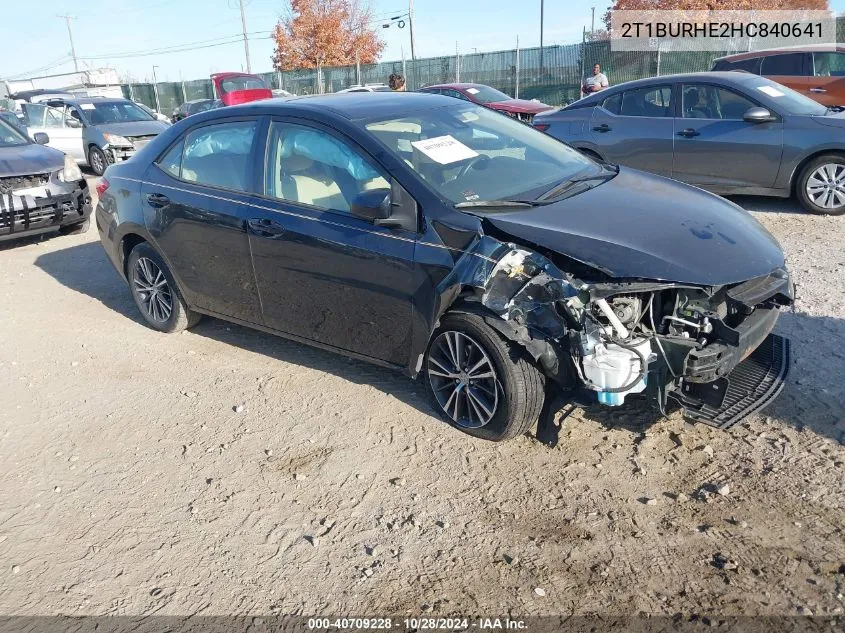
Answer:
[
  {"xmin": 603, "ymin": 0, "xmax": 829, "ymax": 30},
  {"xmin": 272, "ymin": 0, "xmax": 385, "ymax": 81}
]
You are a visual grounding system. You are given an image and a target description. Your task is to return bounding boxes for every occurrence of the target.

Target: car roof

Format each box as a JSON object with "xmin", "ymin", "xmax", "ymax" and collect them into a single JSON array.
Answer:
[
  {"xmin": 569, "ymin": 71, "xmax": 768, "ymax": 106},
  {"xmin": 715, "ymin": 44, "xmax": 845, "ymax": 62},
  {"xmin": 198, "ymin": 91, "xmax": 456, "ymax": 122},
  {"xmin": 53, "ymin": 97, "xmax": 132, "ymax": 106},
  {"xmin": 422, "ymin": 83, "xmax": 487, "ymax": 90}
]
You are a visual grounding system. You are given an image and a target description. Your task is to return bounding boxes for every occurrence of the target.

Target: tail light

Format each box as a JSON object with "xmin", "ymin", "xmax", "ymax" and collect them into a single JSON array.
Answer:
[
  {"xmin": 534, "ymin": 123, "xmax": 550, "ymax": 132},
  {"xmin": 95, "ymin": 178, "xmax": 110, "ymax": 198}
]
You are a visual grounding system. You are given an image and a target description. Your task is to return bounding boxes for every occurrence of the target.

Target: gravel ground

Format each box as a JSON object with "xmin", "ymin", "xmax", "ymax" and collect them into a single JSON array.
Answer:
[{"xmin": 0, "ymin": 186, "xmax": 843, "ymax": 618}]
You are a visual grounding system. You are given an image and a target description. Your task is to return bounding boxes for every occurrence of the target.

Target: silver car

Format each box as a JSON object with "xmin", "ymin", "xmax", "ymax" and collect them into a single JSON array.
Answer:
[{"xmin": 22, "ymin": 97, "xmax": 170, "ymax": 176}]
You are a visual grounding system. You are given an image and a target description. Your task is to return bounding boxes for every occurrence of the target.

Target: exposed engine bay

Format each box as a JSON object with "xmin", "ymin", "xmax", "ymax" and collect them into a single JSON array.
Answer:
[{"xmin": 443, "ymin": 236, "xmax": 794, "ymax": 429}]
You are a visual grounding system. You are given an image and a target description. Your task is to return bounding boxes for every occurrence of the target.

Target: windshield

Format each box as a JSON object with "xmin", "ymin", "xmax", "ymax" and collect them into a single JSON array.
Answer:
[
  {"xmin": 364, "ymin": 103, "xmax": 594, "ymax": 204},
  {"xmin": 750, "ymin": 78, "xmax": 826, "ymax": 116},
  {"xmin": 83, "ymin": 101, "xmax": 155, "ymax": 124},
  {"xmin": 220, "ymin": 76, "xmax": 268, "ymax": 93},
  {"xmin": 466, "ymin": 85, "xmax": 512, "ymax": 104},
  {"xmin": 0, "ymin": 118, "xmax": 28, "ymax": 147}
]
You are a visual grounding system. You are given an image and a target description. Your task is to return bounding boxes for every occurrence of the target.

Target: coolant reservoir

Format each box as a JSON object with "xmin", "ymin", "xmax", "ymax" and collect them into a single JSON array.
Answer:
[{"xmin": 582, "ymin": 338, "xmax": 652, "ymax": 406}]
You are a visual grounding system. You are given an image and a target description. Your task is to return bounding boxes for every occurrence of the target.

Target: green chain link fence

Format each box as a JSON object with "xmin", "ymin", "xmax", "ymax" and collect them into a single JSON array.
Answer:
[{"xmin": 123, "ymin": 16, "xmax": 845, "ymax": 113}]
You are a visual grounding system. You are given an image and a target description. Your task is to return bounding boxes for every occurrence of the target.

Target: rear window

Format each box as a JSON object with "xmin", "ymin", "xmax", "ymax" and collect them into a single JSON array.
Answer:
[
  {"xmin": 761, "ymin": 53, "xmax": 806, "ymax": 76},
  {"xmin": 601, "ymin": 93, "xmax": 621, "ymax": 114},
  {"xmin": 619, "ymin": 86, "xmax": 672, "ymax": 117},
  {"xmin": 713, "ymin": 57, "xmax": 762, "ymax": 74},
  {"xmin": 220, "ymin": 76, "xmax": 268, "ymax": 93},
  {"xmin": 180, "ymin": 121, "xmax": 257, "ymax": 192}
]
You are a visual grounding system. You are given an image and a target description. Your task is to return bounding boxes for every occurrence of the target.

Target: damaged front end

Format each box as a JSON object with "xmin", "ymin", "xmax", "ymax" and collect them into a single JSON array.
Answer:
[{"xmin": 438, "ymin": 236, "xmax": 793, "ymax": 430}]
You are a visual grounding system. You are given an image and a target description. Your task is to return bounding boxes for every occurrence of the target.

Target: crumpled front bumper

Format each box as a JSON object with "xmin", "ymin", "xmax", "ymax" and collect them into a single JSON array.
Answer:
[
  {"xmin": 671, "ymin": 332, "xmax": 790, "ymax": 429},
  {"xmin": 0, "ymin": 178, "xmax": 92, "ymax": 239}
]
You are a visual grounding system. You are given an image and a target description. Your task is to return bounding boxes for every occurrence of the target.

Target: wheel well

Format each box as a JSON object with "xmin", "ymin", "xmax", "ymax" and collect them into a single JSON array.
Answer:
[
  {"xmin": 790, "ymin": 150, "xmax": 845, "ymax": 195},
  {"xmin": 121, "ymin": 234, "xmax": 147, "ymax": 278}
]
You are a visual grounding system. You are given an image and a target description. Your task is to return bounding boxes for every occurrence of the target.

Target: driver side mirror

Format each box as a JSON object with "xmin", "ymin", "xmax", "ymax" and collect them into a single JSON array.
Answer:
[
  {"xmin": 66, "ymin": 117, "xmax": 83, "ymax": 129},
  {"xmin": 33, "ymin": 132, "xmax": 50, "ymax": 145},
  {"xmin": 350, "ymin": 188, "xmax": 392, "ymax": 224},
  {"xmin": 743, "ymin": 106, "xmax": 776, "ymax": 123}
]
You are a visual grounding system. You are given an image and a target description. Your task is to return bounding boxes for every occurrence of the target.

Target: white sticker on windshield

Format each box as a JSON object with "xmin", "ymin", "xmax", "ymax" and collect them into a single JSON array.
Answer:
[
  {"xmin": 397, "ymin": 139, "xmax": 412, "ymax": 151},
  {"xmin": 466, "ymin": 88, "xmax": 480, "ymax": 95},
  {"xmin": 457, "ymin": 111, "xmax": 479, "ymax": 122},
  {"xmin": 757, "ymin": 85, "xmax": 785, "ymax": 98},
  {"xmin": 79, "ymin": 103, "xmax": 96, "ymax": 110},
  {"xmin": 411, "ymin": 135, "xmax": 478, "ymax": 165}
]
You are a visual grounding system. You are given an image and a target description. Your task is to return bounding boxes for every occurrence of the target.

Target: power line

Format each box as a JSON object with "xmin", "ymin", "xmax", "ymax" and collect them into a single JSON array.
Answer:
[
  {"xmin": 77, "ymin": 31, "xmax": 274, "ymax": 61},
  {"xmin": 3, "ymin": 55, "xmax": 73, "ymax": 80}
]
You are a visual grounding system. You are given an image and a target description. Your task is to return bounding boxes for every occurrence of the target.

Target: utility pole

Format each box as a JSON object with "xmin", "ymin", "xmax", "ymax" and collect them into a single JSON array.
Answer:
[
  {"xmin": 591, "ymin": 7, "xmax": 595, "ymax": 35},
  {"xmin": 238, "ymin": 0, "xmax": 252, "ymax": 73},
  {"xmin": 539, "ymin": 0, "xmax": 544, "ymax": 76},
  {"xmin": 409, "ymin": 0, "xmax": 416, "ymax": 61},
  {"xmin": 151, "ymin": 65, "xmax": 161, "ymax": 113},
  {"xmin": 58, "ymin": 15, "xmax": 79, "ymax": 73}
]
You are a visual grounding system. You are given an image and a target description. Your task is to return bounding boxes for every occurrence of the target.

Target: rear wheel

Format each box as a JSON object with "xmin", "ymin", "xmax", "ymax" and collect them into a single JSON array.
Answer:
[
  {"xmin": 88, "ymin": 146, "xmax": 108, "ymax": 176},
  {"xmin": 797, "ymin": 154, "xmax": 845, "ymax": 216},
  {"xmin": 424, "ymin": 312, "xmax": 545, "ymax": 441},
  {"xmin": 127, "ymin": 242, "xmax": 200, "ymax": 333},
  {"xmin": 59, "ymin": 218, "xmax": 90, "ymax": 235}
]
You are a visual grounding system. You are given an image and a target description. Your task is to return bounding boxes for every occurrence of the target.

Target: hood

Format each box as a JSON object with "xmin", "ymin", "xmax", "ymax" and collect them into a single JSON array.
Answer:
[
  {"xmin": 488, "ymin": 99, "xmax": 554, "ymax": 114},
  {"xmin": 812, "ymin": 110, "xmax": 845, "ymax": 128},
  {"xmin": 0, "ymin": 143, "xmax": 64, "ymax": 177},
  {"xmin": 95, "ymin": 120, "xmax": 170, "ymax": 137},
  {"xmin": 482, "ymin": 167, "xmax": 785, "ymax": 286}
]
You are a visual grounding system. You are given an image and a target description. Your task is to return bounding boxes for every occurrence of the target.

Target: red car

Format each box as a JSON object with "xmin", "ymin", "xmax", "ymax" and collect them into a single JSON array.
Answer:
[
  {"xmin": 211, "ymin": 72, "xmax": 272, "ymax": 106},
  {"xmin": 418, "ymin": 83, "xmax": 553, "ymax": 123}
]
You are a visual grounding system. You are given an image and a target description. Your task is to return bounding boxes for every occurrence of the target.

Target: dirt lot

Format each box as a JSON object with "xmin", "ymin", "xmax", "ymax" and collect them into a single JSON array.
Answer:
[{"xmin": 0, "ymin": 186, "xmax": 843, "ymax": 619}]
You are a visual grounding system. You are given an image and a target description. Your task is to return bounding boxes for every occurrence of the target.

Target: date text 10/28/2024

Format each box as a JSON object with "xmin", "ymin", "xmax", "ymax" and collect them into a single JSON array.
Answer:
[{"xmin": 307, "ymin": 617, "xmax": 529, "ymax": 630}]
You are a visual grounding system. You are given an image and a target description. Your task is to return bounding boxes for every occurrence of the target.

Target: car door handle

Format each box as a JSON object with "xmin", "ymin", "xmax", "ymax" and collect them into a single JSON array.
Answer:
[
  {"xmin": 146, "ymin": 193, "xmax": 170, "ymax": 207},
  {"xmin": 247, "ymin": 218, "xmax": 286, "ymax": 238},
  {"xmin": 677, "ymin": 128, "xmax": 700, "ymax": 138},
  {"xmin": 810, "ymin": 87, "xmax": 827, "ymax": 93},
  {"xmin": 592, "ymin": 123, "xmax": 612, "ymax": 132}
]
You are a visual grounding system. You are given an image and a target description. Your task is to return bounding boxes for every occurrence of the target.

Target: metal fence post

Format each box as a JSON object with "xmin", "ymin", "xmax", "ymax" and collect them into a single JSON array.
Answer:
[{"xmin": 515, "ymin": 35, "xmax": 520, "ymax": 99}]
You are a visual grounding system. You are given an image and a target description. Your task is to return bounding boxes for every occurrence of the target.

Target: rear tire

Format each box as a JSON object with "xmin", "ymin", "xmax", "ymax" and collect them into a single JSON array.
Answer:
[
  {"xmin": 424, "ymin": 312, "xmax": 545, "ymax": 441},
  {"xmin": 59, "ymin": 218, "xmax": 90, "ymax": 235},
  {"xmin": 127, "ymin": 242, "xmax": 200, "ymax": 333},
  {"xmin": 796, "ymin": 154, "xmax": 845, "ymax": 216},
  {"xmin": 88, "ymin": 146, "xmax": 108, "ymax": 176}
]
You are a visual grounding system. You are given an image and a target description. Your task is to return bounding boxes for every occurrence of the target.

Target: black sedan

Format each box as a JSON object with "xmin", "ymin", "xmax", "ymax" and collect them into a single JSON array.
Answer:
[
  {"xmin": 96, "ymin": 93, "xmax": 792, "ymax": 441},
  {"xmin": 535, "ymin": 72, "xmax": 845, "ymax": 215},
  {"xmin": 171, "ymin": 99, "xmax": 216, "ymax": 122},
  {"xmin": 0, "ymin": 118, "xmax": 91, "ymax": 241}
]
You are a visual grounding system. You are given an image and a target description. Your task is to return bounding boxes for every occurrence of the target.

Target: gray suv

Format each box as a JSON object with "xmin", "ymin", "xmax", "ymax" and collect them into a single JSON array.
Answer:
[{"xmin": 21, "ymin": 97, "xmax": 170, "ymax": 176}]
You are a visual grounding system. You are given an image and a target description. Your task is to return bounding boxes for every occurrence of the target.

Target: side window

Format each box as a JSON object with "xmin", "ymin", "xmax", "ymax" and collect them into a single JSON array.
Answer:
[
  {"xmin": 157, "ymin": 141, "xmax": 184, "ymax": 178},
  {"xmin": 619, "ymin": 86, "xmax": 672, "ymax": 117},
  {"xmin": 727, "ymin": 57, "xmax": 762, "ymax": 74},
  {"xmin": 761, "ymin": 53, "xmax": 805, "ymax": 76},
  {"xmin": 43, "ymin": 106, "xmax": 66, "ymax": 128},
  {"xmin": 181, "ymin": 120, "xmax": 257, "ymax": 192},
  {"xmin": 264, "ymin": 122, "xmax": 389, "ymax": 214},
  {"xmin": 813, "ymin": 52, "xmax": 845, "ymax": 77},
  {"xmin": 681, "ymin": 84, "xmax": 756, "ymax": 120},
  {"xmin": 600, "ymin": 93, "xmax": 621, "ymax": 114},
  {"xmin": 65, "ymin": 105, "xmax": 84, "ymax": 126}
]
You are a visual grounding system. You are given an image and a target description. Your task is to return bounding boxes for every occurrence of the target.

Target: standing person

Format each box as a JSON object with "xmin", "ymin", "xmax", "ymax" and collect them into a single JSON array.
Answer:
[
  {"xmin": 388, "ymin": 73, "xmax": 406, "ymax": 91},
  {"xmin": 582, "ymin": 64, "xmax": 609, "ymax": 94}
]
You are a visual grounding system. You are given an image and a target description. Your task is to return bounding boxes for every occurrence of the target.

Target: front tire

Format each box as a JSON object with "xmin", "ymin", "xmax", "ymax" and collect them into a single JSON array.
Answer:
[
  {"xmin": 424, "ymin": 312, "xmax": 545, "ymax": 441},
  {"xmin": 797, "ymin": 154, "xmax": 845, "ymax": 216},
  {"xmin": 59, "ymin": 218, "xmax": 90, "ymax": 235},
  {"xmin": 127, "ymin": 242, "xmax": 200, "ymax": 333},
  {"xmin": 88, "ymin": 146, "xmax": 108, "ymax": 176}
]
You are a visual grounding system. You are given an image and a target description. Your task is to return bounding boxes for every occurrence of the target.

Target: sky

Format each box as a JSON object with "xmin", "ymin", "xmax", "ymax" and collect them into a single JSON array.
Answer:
[{"xmin": 2, "ymin": 0, "xmax": 844, "ymax": 83}]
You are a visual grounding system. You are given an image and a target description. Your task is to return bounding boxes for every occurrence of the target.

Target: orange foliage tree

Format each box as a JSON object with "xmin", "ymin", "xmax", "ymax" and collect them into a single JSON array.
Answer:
[
  {"xmin": 272, "ymin": 0, "xmax": 385, "ymax": 80},
  {"xmin": 603, "ymin": 0, "xmax": 829, "ymax": 30}
]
